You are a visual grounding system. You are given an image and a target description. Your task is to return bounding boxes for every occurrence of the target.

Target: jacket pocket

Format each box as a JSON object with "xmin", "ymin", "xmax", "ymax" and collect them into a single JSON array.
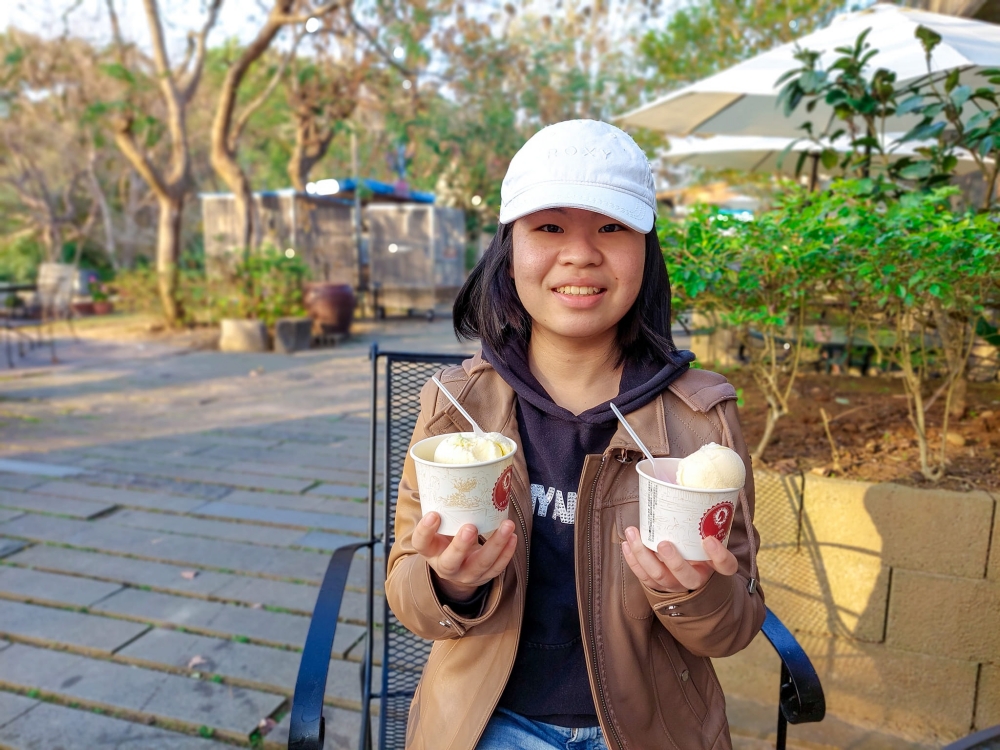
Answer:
[
  {"xmin": 614, "ymin": 501, "xmax": 653, "ymax": 620},
  {"xmin": 651, "ymin": 631, "xmax": 709, "ymax": 725}
]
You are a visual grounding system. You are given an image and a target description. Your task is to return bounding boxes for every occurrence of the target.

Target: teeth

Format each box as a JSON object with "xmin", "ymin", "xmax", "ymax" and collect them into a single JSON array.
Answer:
[{"xmin": 555, "ymin": 286, "xmax": 602, "ymax": 295}]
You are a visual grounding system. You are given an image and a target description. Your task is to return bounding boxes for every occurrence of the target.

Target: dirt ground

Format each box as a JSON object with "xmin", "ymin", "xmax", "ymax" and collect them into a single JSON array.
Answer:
[{"xmin": 730, "ymin": 370, "xmax": 1000, "ymax": 492}]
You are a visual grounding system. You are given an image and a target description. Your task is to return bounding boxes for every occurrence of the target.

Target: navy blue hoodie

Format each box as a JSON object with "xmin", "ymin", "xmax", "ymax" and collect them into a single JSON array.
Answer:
[{"xmin": 482, "ymin": 338, "xmax": 694, "ymax": 727}]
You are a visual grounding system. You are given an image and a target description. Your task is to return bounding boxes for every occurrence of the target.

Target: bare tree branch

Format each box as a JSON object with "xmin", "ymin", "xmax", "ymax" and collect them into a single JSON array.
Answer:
[
  {"xmin": 178, "ymin": 0, "xmax": 224, "ymax": 102},
  {"xmin": 230, "ymin": 28, "xmax": 304, "ymax": 150},
  {"xmin": 348, "ymin": 6, "xmax": 412, "ymax": 76},
  {"xmin": 273, "ymin": 0, "xmax": 343, "ymax": 25},
  {"xmin": 110, "ymin": 120, "xmax": 169, "ymax": 201}
]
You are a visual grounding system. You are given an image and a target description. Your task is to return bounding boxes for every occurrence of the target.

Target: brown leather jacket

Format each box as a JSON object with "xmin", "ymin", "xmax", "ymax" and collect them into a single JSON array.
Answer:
[{"xmin": 386, "ymin": 352, "xmax": 765, "ymax": 750}]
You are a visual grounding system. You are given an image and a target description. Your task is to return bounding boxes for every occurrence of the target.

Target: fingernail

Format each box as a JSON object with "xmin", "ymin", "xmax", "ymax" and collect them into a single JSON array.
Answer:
[
  {"xmin": 660, "ymin": 541, "xmax": 675, "ymax": 555},
  {"xmin": 621, "ymin": 541, "xmax": 630, "ymax": 556},
  {"xmin": 421, "ymin": 513, "xmax": 436, "ymax": 526},
  {"xmin": 461, "ymin": 526, "xmax": 476, "ymax": 542},
  {"xmin": 625, "ymin": 527, "xmax": 637, "ymax": 542}
]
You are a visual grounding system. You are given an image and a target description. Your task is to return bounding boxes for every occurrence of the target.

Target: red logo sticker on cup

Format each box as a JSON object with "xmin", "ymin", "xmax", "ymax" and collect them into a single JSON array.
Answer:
[
  {"xmin": 493, "ymin": 466, "xmax": 513, "ymax": 511},
  {"xmin": 700, "ymin": 502, "xmax": 735, "ymax": 542}
]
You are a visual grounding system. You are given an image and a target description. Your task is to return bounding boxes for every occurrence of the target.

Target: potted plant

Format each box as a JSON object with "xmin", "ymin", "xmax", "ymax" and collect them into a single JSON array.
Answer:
[{"xmin": 91, "ymin": 284, "xmax": 114, "ymax": 316}]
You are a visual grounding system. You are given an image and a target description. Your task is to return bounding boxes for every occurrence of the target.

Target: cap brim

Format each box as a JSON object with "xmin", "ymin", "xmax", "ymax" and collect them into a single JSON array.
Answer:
[{"xmin": 499, "ymin": 183, "xmax": 655, "ymax": 234}]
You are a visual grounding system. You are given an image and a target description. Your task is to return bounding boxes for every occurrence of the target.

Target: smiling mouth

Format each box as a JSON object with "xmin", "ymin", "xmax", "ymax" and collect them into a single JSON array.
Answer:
[{"xmin": 553, "ymin": 285, "xmax": 605, "ymax": 296}]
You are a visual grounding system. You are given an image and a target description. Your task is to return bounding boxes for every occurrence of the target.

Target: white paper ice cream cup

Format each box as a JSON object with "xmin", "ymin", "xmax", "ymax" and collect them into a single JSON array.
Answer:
[
  {"xmin": 410, "ymin": 433, "xmax": 518, "ymax": 536},
  {"xmin": 636, "ymin": 458, "xmax": 740, "ymax": 561}
]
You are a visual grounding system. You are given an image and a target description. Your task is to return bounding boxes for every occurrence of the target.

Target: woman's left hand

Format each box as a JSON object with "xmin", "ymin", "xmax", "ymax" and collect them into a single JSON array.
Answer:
[{"xmin": 622, "ymin": 526, "xmax": 739, "ymax": 594}]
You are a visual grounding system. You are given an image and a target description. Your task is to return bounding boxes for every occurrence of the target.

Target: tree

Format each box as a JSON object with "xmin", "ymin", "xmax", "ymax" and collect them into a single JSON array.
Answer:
[{"xmin": 101, "ymin": 0, "xmax": 222, "ymax": 326}]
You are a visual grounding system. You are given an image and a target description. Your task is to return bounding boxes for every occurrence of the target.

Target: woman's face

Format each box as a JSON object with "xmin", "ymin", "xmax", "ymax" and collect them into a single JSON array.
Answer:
[{"xmin": 511, "ymin": 207, "xmax": 645, "ymax": 348}]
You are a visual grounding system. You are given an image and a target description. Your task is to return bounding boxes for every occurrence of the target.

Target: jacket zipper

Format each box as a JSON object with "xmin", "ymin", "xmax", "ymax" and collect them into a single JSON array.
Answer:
[{"xmin": 585, "ymin": 453, "xmax": 625, "ymax": 750}]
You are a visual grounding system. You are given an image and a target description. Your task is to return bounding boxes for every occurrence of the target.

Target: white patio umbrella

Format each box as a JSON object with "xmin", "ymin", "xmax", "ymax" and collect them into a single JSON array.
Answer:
[
  {"xmin": 661, "ymin": 133, "xmax": 984, "ymax": 180},
  {"xmin": 619, "ymin": 4, "xmax": 1000, "ymax": 138}
]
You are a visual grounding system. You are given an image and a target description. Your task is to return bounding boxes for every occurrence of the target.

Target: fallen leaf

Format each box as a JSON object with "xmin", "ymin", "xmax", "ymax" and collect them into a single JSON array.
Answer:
[
  {"xmin": 250, "ymin": 602, "xmax": 263, "ymax": 609},
  {"xmin": 258, "ymin": 718, "xmax": 277, "ymax": 733},
  {"xmin": 180, "ymin": 570, "xmax": 198, "ymax": 580},
  {"xmin": 150, "ymin": 538, "xmax": 163, "ymax": 544},
  {"xmin": 187, "ymin": 655, "xmax": 208, "ymax": 669}
]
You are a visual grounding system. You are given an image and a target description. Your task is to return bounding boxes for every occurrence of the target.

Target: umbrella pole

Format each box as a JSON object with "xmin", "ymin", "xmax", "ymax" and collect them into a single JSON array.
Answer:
[{"xmin": 809, "ymin": 152, "xmax": 819, "ymax": 192}]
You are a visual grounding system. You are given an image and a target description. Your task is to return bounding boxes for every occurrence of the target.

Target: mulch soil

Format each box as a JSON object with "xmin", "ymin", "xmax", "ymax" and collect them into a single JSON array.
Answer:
[{"xmin": 727, "ymin": 370, "xmax": 1000, "ymax": 493}]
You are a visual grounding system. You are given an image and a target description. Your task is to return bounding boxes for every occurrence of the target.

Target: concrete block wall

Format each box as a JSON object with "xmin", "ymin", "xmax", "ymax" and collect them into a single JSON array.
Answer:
[{"xmin": 715, "ymin": 470, "xmax": 998, "ymax": 745}]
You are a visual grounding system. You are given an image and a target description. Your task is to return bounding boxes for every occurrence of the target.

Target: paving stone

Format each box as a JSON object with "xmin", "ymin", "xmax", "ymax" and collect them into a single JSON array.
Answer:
[
  {"xmin": 0, "ymin": 489, "xmax": 115, "ymax": 519},
  {"xmin": 0, "ymin": 599, "xmax": 149, "ymax": 654},
  {"xmin": 6, "ymin": 544, "xmax": 333, "ymax": 613},
  {"xmin": 266, "ymin": 703, "xmax": 375, "ymax": 749},
  {"xmin": 192, "ymin": 501, "xmax": 369, "ymax": 534},
  {"xmin": 0, "ymin": 458, "xmax": 84, "ymax": 477},
  {"xmin": 0, "ymin": 514, "xmax": 330, "ymax": 582},
  {"xmin": 223, "ymin": 461, "xmax": 369, "ymax": 485},
  {"xmin": 0, "ymin": 643, "xmax": 284, "ymax": 738},
  {"xmin": 108, "ymin": 509, "xmax": 305, "ymax": 547},
  {"xmin": 296, "ymin": 531, "xmax": 383, "ymax": 554},
  {"xmin": 0, "ymin": 510, "xmax": 23, "ymax": 525},
  {"xmin": 220, "ymin": 490, "xmax": 374, "ymax": 519},
  {"xmin": 0, "ymin": 690, "xmax": 37, "ymax": 729},
  {"xmin": 118, "ymin": 628, "xmax": 377, "ymax": 702},
  {"xmin": 0, "ymin": 567, "xmax": 122, "ymax": 607},
  {"xmin": 0, "ymin": 474, "xmax": 44, "ymax": 492},
  {"xmin": 92, "ymin": 588, "xmax": 362, "ymax": 653},
  {"xmin": 30, "ymin": 480, "xmax": 205, "ymax": 513},
  {"xmin": 307, "ymin": 483, "xmax": 369, "ymax": 500},
  {"xmin": 73, "ymin": 472, "xmax": 233, "ymax": 501},
  {"xmin": 91, "ymin": 460, "xmax": 315, "ymax": 494},
  {"xmin": 0, "ymin": 539, "xmax": 28, "ymax": 560},
  {"xmin": 0, "ymin": 700, "xmax": 235, "ymax": 749}
]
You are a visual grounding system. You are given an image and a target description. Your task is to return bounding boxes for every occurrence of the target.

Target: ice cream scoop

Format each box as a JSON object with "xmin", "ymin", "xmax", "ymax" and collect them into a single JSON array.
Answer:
[
  {"xmin": 432, "ymin": 433, "xmax": 510, "ymax": 464},
  {"xmin": 675, "ymin": 442, "xmax": 746, "ymax": 490}
]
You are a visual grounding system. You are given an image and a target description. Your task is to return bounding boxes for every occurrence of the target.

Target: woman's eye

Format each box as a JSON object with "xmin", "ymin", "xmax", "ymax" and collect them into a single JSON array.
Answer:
[
  {"xmin": 539, "ymin": 224, "xmax": 564, "ymax": 233},
  {"xmin": 598, "ymin": 223, "xmax": 625, "ymax": 233}
]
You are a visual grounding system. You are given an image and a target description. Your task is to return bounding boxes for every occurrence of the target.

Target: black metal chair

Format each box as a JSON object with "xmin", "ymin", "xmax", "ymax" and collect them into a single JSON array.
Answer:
[{"xmin": 288, "ymin": 344, "xmax": 826, "ymax": 750}]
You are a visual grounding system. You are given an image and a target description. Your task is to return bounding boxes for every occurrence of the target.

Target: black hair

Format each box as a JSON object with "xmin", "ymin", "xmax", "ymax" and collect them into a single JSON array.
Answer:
[{"xmin": 453, "ymin": 222, "xmax": 677, "ymax": 366}]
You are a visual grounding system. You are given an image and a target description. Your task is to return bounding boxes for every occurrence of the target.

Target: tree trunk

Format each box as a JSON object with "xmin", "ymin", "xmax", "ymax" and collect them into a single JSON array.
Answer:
[
  {"xmin": 949, "ymin": 375, "xmax": 967, "ymax": 420},
  {"xmin": 212, "ymin": 153, "xmax": 255, "ymax": 259},
  {"xmin": 156, "ymin": 194, "xmax": 184, "ymax": 326}
]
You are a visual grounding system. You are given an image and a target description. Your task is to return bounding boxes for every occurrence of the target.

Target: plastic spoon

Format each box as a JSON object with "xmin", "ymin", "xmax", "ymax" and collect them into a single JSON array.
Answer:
[
  {"xmin": 609, "ymin": 402, "xmax": 665, "ymax": 480},
  {"xmin": 432, "ymin": 376, "xmax": 485, "ymax": 436}
]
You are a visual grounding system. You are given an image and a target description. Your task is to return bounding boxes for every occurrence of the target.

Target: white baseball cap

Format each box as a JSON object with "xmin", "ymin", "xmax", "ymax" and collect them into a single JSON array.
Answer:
[{"xmin": 499, "ymin": 119, "xmax": 656, "ymax": 233}]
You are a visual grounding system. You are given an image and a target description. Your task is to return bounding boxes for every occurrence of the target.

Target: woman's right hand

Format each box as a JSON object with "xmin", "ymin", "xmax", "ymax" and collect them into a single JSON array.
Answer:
[{"xmin": 411, "ymin": 512, "xmax": 518, "ymax": 602}]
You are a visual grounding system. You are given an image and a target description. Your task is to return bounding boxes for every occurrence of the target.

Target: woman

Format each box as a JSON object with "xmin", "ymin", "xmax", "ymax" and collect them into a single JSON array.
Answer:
[{"xmin": 386, "ymin": 119, "xmax": 764, "ymax": 750}]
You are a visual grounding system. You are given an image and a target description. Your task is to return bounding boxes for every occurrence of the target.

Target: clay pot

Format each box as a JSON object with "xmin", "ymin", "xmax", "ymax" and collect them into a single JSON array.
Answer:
[
  {"xmin": 303, "ymin": 283, "xmax": 356, "ymax": 335},
  {"xmin": 71, "ymin": 301, "xmax": 94, "ymax": 316},
  {"xmin": 92, "ymin": 301, "xmax": 114, "ymax": 315}
]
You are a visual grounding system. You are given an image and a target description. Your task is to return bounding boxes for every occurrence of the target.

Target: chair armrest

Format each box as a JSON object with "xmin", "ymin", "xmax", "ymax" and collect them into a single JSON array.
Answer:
[
  {"xmin": 941, "ymin": 725, "xmax": 1000, "ymax": 750},
  {"xmin": 760, "ymin": 607, "xmax": 826, "ymax": 725},
  {"xmin": 289, "ymin": 540, "xmax": 374, "ymax": 750}
]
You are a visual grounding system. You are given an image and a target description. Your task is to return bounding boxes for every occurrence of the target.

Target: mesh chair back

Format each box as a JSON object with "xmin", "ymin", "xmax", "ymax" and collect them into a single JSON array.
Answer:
[{"xmin": 376, "ymin": 351, "xmax": 466, "ymax": 750}]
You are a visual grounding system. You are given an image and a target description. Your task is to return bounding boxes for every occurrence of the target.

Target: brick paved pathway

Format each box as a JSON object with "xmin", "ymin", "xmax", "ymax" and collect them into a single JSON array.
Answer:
[{"xmin": 0, "ymin": 317, "xmax": 474, "ymax": 749}]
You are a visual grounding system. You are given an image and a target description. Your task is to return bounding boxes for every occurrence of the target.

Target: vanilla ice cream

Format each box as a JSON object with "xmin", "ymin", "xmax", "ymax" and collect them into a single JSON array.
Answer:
[
  {"xmin": 432, "ymin": 433, "xmax": 510, "ymax": 464},
  {"xmin": 675, "ymin": 443, "xmax": 746, "ymax": 490}
]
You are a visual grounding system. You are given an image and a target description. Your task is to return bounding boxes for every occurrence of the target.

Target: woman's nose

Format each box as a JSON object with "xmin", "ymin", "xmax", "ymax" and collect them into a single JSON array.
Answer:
[{"xmin": 557, "ymin": 234, "xmax": 602, "ymax": 265}]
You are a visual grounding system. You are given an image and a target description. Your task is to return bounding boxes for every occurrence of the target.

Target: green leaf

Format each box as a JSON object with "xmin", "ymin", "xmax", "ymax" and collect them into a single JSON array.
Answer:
[
  {"xmin": 915, "ymin": 25, "xmax": 942, "ymax": 56},
  {"xmin": 944, "ymin": 68, "xmax": 960, "ymax": 93},
  {"xmin": 978, "ymin": 135, "xmax": 995, "ymax": 156},
  {"xmin": 896, "ymin": 95, "xmax": 925, "ymax": 115},
  {"xmin": 820, "ymin": 148, "xmax": 839, "ymax": 169},
  {"xmin": 100, "ymin": 62, "xmax": 136, "ymax": 85},
  {"xmin": 899, "ymin": 161, "xmax": 934, "ymax": 179},
  {"xmin": 950, "ymin": 85, "xmax": 972, "ymax": 109}
]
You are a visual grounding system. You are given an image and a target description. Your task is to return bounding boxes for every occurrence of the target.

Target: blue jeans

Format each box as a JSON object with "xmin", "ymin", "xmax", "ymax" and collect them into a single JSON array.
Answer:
[{"xmin": 476, "ymin": 708, "xmax": 609, "ymax": 750}]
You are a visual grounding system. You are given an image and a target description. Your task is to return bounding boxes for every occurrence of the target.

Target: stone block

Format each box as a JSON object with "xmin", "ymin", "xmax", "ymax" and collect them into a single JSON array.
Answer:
[
  {"xmin": 192, "ymin": 501, "xmax": 369, "ymax": 534},
  {"xmin": 0, "ymin": 510, "xmax": 23, "ymax": 525},
  {"xmin": 0, "ymin": 489, "xmax": 114, "ymax": 519},
  {"xmin": 30, "ymin": 480, "xmax": 205, "ymax": 513},
  {"xmin": 274, "ymin": 317, "xmax": 314, "ymax": 354},
  {"xmin": 803, "ymin": 475, "xmax": 993, "ymax": 579},
  {"xmin": 0, "ymin": 566, "xmax": 122, "ymax": 607},
  {"xmin": 0, "ymin": 473, "xmax": 44, "ymax": 491},
  {"xmin": 886, "ymin": 569, "xmax": 1000, "ymax": 662},
  {"xmin": 0, "ymin": 599, "xmax": 149, "ymax": 654},
  {"xmin": 219, "ymin": 318, "xmax": 269, "ymax": 352},
  {"xmin": 108, "ymin": 509, "xmax": 304, "ymax": 547},
  {"xmin": 0, "ymin": 511, "xmax": 87, "ymax": 544},
  {"xmin": 223, "ymin": 461, "xmax": 370, "ymax": 486},
  {"xmin": 0, "ymin": 701, "xmax": 234, "ymax": 749},
  {"xmin": 92, "ymin": 588, "xmax": 361, "ymax": 653},
  {"xmin": 307, "ymin": 483, "xmax": 370, "ymax": 500},
  {"xmin": 756, "ymin": 546, "xmax": 889, "ymax": 642},
  {"xmin": 751, "ymin": 469, "xmax": 802, "ymax": 551},
  {"xmin": 0, "ymin": 691, "xmax": 37, "ymax": 729},
  {"xmin": 118, "ymin": 628, "xmax": 378, "ymax": 702},
  {"xmin": 0, "ymin": 643, "xmax": 283, "ymax": 739},
  {"xmin": 0, "ymin": 538, "xmax": 28, "ymax": 560},
  {"xmin": 295, "ymin": 530, "xmax": 380, "ymax": 553},
  {"xmin": 977, "ymin": 664, "xmax": 1000, "ymax": 730}
]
